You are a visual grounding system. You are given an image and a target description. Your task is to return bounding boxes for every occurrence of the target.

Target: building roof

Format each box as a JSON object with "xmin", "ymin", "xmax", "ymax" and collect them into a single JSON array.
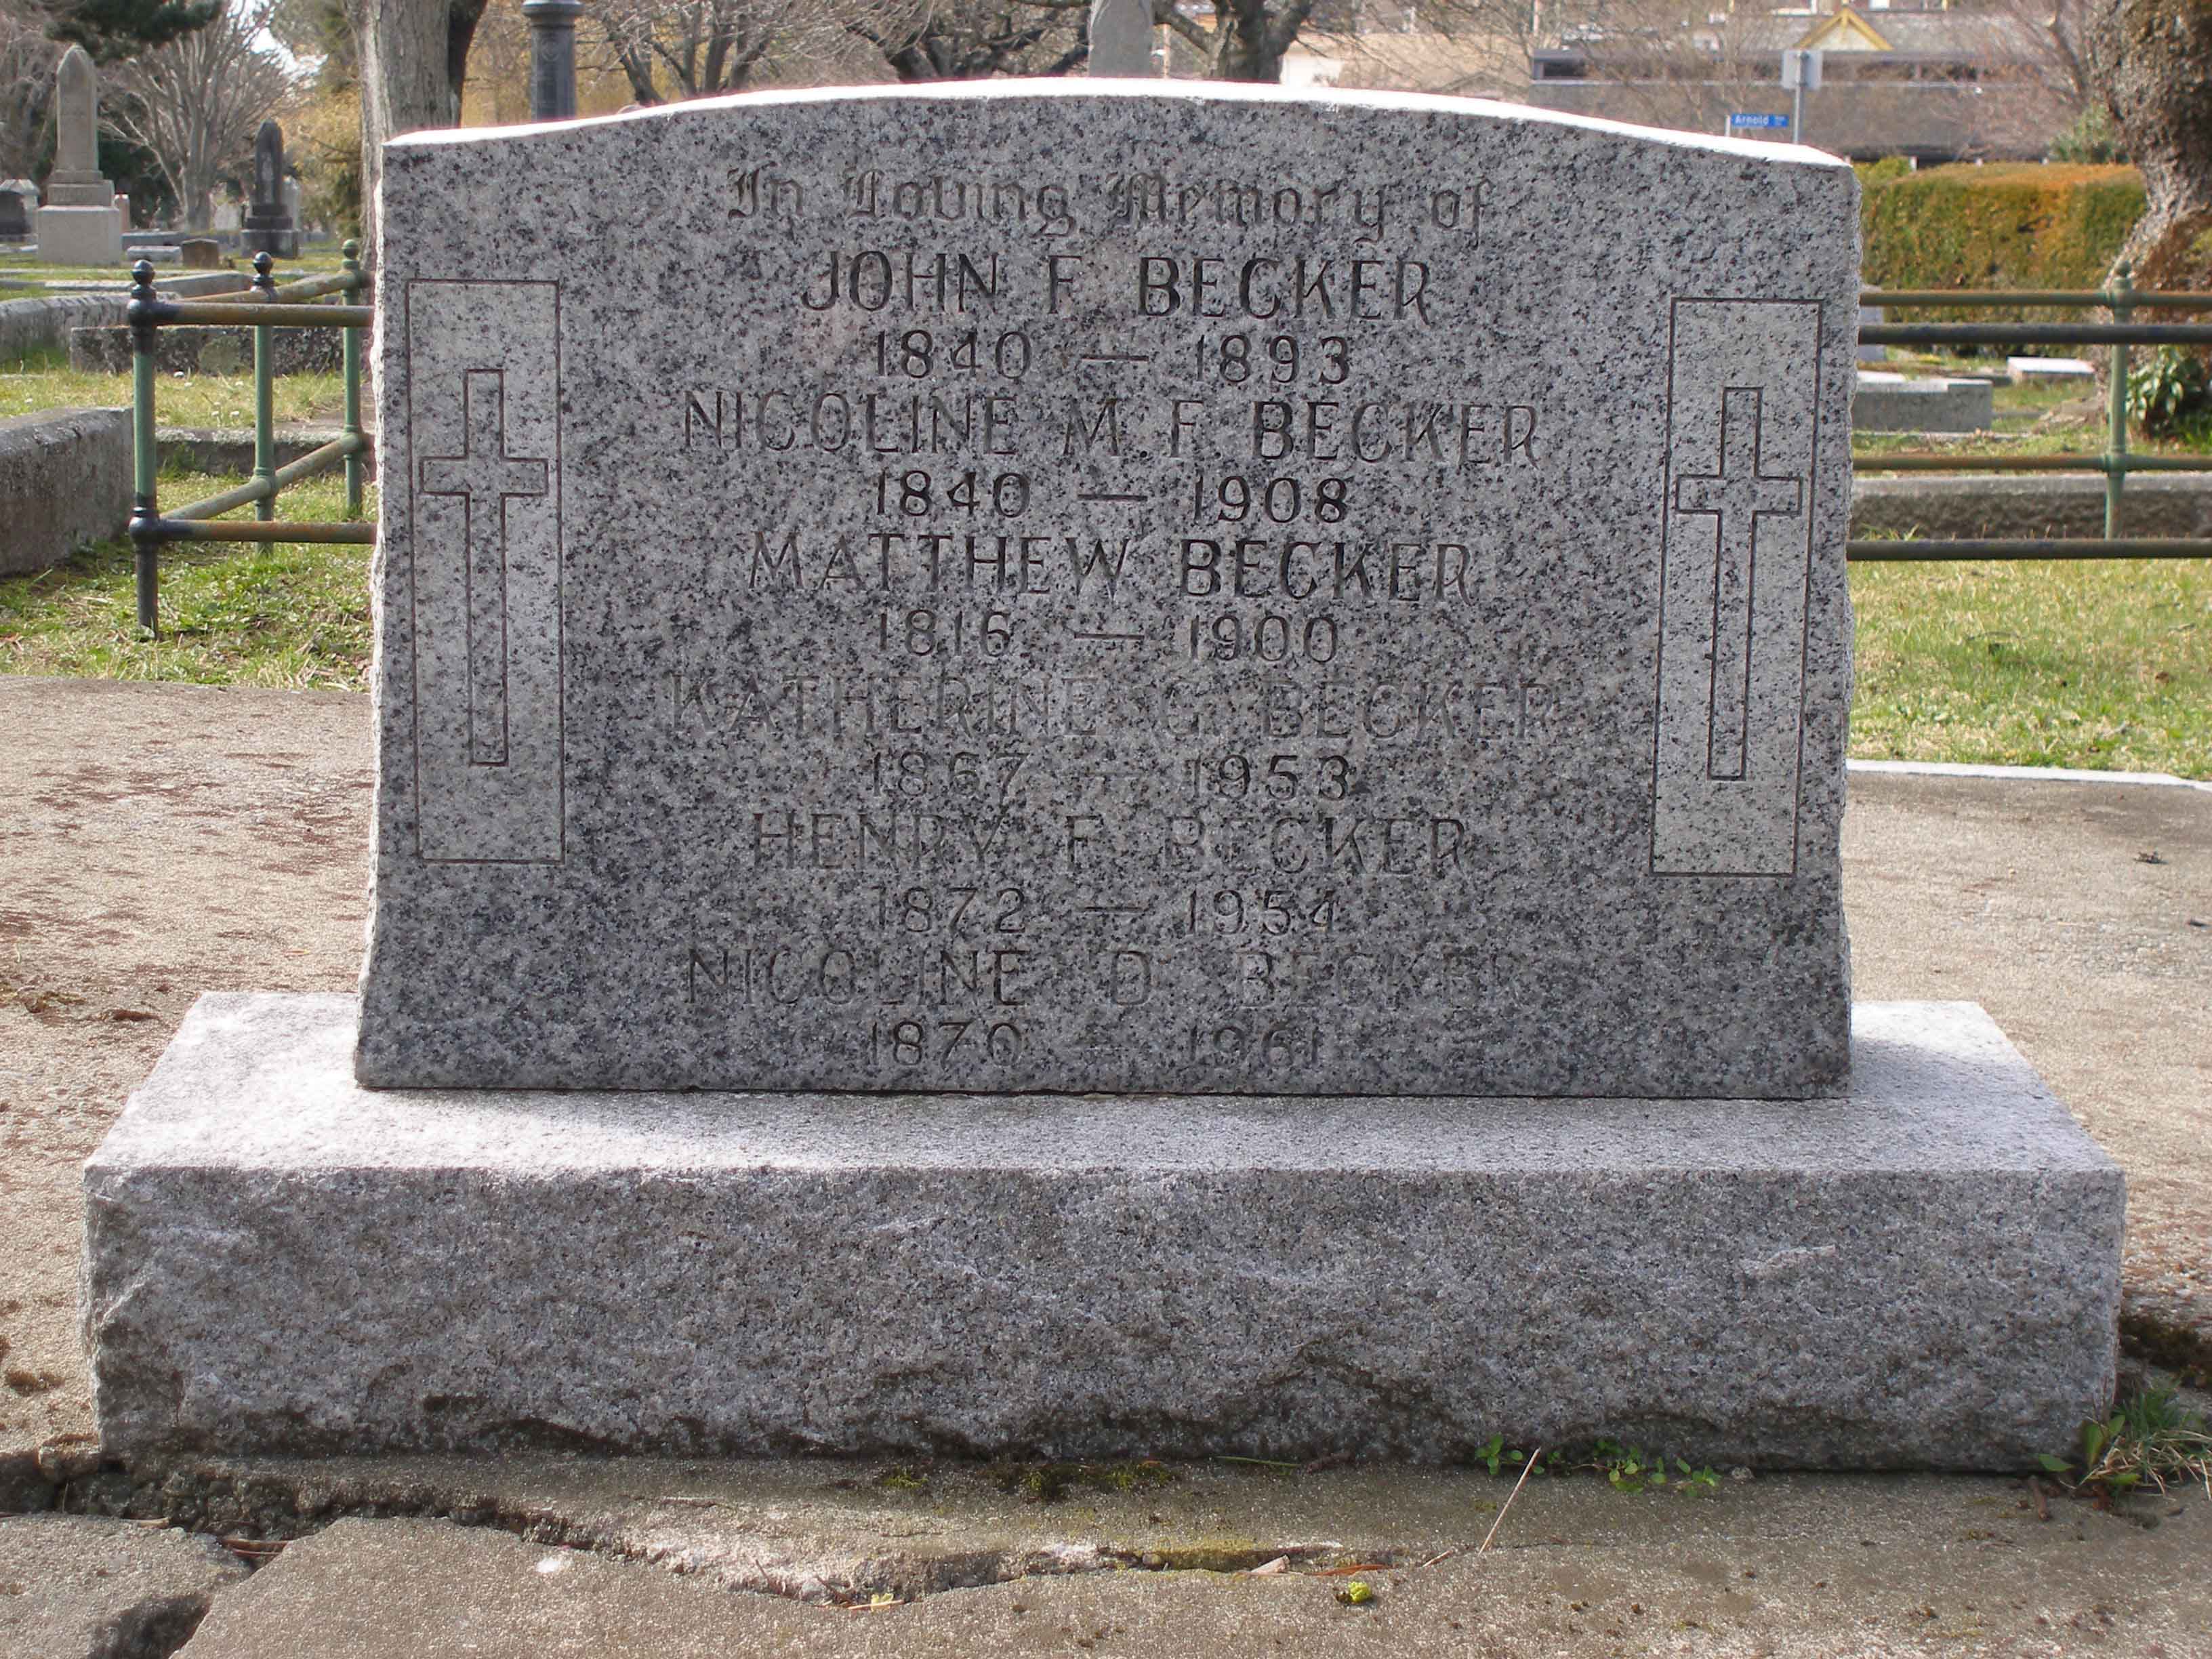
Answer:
[{"xmin": 1544, "ymin": 4, "xmax": 2054, "ymax": 62}]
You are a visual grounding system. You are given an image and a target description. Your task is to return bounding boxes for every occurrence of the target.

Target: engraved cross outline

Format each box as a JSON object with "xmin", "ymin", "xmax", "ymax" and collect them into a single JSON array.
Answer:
[
  {"xmin": 1671, "ymin": 386, "xmax": 1804, "ymax": 782},
  {"xmin": 418, "ymin": 370, "xmax": 550, "ymax": 769}
]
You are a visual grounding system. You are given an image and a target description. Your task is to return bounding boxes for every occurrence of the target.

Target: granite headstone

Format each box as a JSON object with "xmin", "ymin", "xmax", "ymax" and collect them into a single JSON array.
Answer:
[
  {"xmin": 359, "ymin": 85, "xmax": 1858, "ymax": 1099},
  {"xmin": 83, "ymin": 86, "xmax": 2123, "ymax": 1469}
]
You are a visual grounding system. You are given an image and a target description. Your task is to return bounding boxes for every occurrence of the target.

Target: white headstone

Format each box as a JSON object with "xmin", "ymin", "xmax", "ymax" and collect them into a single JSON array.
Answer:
[
  {"xmin": 1088, "ymin": 0, "xmax": 1154, "ymax": 76},
  {"xmin": 37, "ymin": 45, "xmax": 123, "ymax": 264}
]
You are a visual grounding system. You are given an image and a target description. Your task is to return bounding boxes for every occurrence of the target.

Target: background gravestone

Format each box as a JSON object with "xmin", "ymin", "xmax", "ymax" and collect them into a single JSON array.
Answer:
[
  {"xmin": 35, "ymin": 47, "xmax": 123, "ymax": 266},
  {"xmin": 243, "ymin": 121, "xmax": 298, "ymax": 258},
  {"xmin": 0, "ymin": 180, "xmax": 32, "ymax": 242},
  {"xmin": 357, "ymin": 85, "xmax": 1856, "ymax": 1100},
  {"xmin": 1088, "ymin": 0, "xmax": 1155, "ymax": 75}
]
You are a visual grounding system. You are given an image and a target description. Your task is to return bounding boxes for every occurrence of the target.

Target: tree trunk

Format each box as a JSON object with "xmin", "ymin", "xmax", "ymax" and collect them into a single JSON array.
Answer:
[
  {"xmin": 1208, "ymin": 0, "xmax": 1284, "ymax": 78},
  {"xmin": 1200, "ymin": 0, "xmax": 1316, "ymax": 81},
  {"xmin": 348, "ymin": 0, "xmax": 454, "ymax": 274},
  {"xmin": 609, "ymin": 36, "xmax": 662, "ymax": 104},
  {"xmin": 447, "ymin": 0, "xmax": 488, "ymax": 102},
  {"xmin": 2087, "ymin": 0, "xmax": 2212, "ymax": 285}
]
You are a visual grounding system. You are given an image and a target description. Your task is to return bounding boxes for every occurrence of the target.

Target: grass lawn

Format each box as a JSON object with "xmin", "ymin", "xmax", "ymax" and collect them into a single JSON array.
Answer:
[
  {"xmin": 0, "ymin": 247, "xmax": 349, "ymax": 289},
  {"xmin": 1852, "ymin": 558, "xmax": 2211, "ymax": 778},
  {"xmin": 0, "ymin": 356, "xmax": 348, "ymax": 427},
  {"xmin": 0, "ymin": 473, "xmax": 373, "ymax": 693}
]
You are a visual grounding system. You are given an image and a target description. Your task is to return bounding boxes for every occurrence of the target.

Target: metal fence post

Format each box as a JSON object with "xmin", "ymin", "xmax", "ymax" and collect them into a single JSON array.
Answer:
[
  {"xmin": 521, "ymin": 0, "xmax": 582, "ymax": 121},
  {"xmin": 125, "ymin": 260, "xmax": 164, "ymax": 634},
  {"xmin": 342, "ymin": 239, "xmax": 364, "ymax": 518},
  {"xmin": 251, "ymin": 251, "xmax": 276, "ymax": 523},
  {"xmin": 2106, "ymin": 263, "xmax": 2133, "ymax": 541}
]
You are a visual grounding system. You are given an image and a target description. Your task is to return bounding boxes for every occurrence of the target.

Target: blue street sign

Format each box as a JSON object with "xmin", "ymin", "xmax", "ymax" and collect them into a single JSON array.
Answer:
[{"xmin": 1729, "ymin": 113, "xmax": 1790, "ymax": 129}]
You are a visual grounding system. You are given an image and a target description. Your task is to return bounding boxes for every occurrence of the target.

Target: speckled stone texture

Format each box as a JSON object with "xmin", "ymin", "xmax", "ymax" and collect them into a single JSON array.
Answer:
[
  {"xmin": 359, "ymin": 85, "xmax": 1858, "ymax": 1099},
  {"xmin": 85, "ymin": 994, "xmax": 2120, "ymax": 1467}
]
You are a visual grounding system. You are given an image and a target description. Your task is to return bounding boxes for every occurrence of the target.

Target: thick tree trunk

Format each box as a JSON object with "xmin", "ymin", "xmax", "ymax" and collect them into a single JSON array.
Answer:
[
  {"xmin": 1199, "ymin": 0, "xmax": 1317, "ymax": 82},
  {"xmin": 2087, "ymin": 0, "xmax": 2212, "ymax": 285},
  {"xmin": 447, "ymin": 0, "xmax": 487, "ymax": 101},
  {"xmin": 348, "ymin": 0, "xmax": 454, "ymax": 274}
]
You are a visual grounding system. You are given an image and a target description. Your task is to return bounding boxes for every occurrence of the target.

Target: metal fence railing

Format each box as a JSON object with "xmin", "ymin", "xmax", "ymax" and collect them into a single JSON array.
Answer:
[
  {"xmin": 126, "ymin": 244, "xmax": 371, "ymax": 633},
  {"xmin": 1853, "ymin": 266, "xmax": 2212, "ymax": 562}
]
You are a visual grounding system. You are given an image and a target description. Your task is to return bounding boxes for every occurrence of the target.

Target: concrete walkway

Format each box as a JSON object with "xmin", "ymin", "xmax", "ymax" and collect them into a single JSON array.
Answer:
[{"xmin": 0, "ymin": 677, "xmax": 2207, "ymax": 1655}]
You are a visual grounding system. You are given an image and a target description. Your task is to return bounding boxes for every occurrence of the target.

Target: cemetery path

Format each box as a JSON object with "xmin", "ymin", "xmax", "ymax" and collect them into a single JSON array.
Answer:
[
  {"xmin": 0, "ymin": 678, "xmax": 366, "ymax": 1494},
  {"xmin": 86, "ymin": 1479, "xmax": 2212, "ymax": 1657}
]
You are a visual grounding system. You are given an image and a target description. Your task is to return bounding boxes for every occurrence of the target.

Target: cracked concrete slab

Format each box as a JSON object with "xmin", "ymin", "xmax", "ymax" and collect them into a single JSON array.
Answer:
[
  {"xmin": 169, "ymin": 1475, "xmax": 2212, "ymax": 1659},
  {"xmin": 0, "ymin": 1514, "xmax": 246, "ymax": 1658}
]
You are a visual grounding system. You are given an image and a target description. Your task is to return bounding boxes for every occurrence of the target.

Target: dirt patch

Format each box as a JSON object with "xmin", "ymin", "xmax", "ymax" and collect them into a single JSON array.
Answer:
[{"xmin": 0, "ymin": 678, "xmax": 369, "ymax": 1472}]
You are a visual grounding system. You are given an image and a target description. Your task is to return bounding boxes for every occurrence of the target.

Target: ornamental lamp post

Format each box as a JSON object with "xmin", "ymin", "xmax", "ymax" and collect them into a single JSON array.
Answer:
[{"xmin": 522, "ymin": 0, "xmax": 583, "ymax": 121}]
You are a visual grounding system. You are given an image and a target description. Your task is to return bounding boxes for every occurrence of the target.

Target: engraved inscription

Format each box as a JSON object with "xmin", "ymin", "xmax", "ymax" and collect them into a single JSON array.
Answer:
[
  {"xmin": 369, "ymin": 112, "xmax": 1852, "ymax": 1099},
  {"xmin": 1671, "ymin": 388, "xmax": 1804, "ymax": 781},
  {"xmin": 416, "ymin": 371, "xmax": 550, "ymax": 768}
]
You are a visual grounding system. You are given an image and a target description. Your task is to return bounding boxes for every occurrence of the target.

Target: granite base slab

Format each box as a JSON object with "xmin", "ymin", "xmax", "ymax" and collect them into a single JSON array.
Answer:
[
  {"xmin": 33, "ymin": 203, "xmax": 120, "ymax": 266},
  {"xmin": 82, "ymin": 996, "xmax": 2123, "ymax": 1470}
]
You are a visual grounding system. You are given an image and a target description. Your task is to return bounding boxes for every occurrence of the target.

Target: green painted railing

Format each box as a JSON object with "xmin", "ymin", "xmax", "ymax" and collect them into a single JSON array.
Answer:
[
  {"xmin": 127, "ymin": 243, "xmax": 372, "ymax": 634},
  {"xmin": 1853, "ymin": 268, "xmax": 2212, "ymax": 562}
]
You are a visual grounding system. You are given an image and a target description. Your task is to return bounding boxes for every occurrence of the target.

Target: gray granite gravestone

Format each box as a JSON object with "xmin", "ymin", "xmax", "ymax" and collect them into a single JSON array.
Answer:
[
  {"xmin": 35, "ymin": 46, "xmax": 123, "ymax": 265},
  {"xmin": 354, "ymin": 87, "xmax": 1857, "ymax": 1099},
  {"xmin": 81, "ymin": 86, "xmax": 2122, "ymax": 1468},
  {"xmin": 243, "ymin": 120, "xmax": 297, "ymax": 258}
]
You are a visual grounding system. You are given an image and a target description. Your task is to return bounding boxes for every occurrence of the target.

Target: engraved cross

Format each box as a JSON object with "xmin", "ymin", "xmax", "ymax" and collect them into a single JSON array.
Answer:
[
  {"xmin": 419, "ymin": 370, "xmax": 549, "ymax": 767},
  {"xmin": 1671, "ymin": 386, "xmax": 1803, "ymax": 781}
]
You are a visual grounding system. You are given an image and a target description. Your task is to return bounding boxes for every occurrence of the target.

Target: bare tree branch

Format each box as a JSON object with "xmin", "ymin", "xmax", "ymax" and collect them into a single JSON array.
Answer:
[
  {"xmin": 0, "ymin": 1, "xmax": 60, "ymax": 181},
  {"xmin": 846, "ymin": 0, "xmax": 1084, "ymax": 81},
  {"xmin": 594, "ymin": 0, "xmax": 856, "ymax": 102},
  {"xmin": 105, "ymin": 0, "xmax": 294, "ymax": 228}
]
